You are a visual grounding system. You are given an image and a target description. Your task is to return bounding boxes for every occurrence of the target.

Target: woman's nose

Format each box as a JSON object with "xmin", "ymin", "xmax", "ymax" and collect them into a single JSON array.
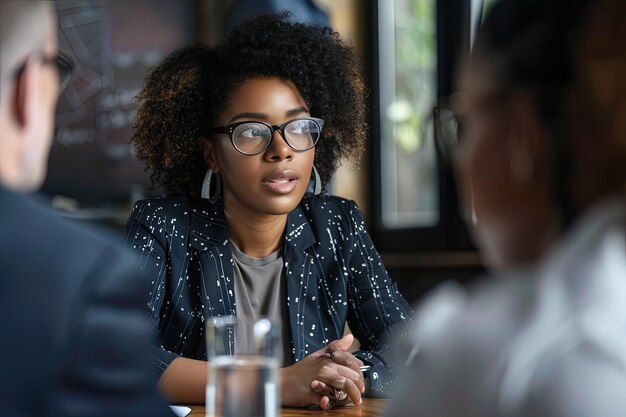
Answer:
[{"xmin": 264, "ymin": 130, "xmax": 293, "ymax": 161}]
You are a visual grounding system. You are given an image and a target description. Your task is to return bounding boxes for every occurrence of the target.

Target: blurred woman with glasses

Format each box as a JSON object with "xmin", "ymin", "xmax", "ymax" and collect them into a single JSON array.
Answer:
[
  {"xmin": 388, "ymin": 0, "xmax": 626, "ymax": 416},
  {"xmin": 124, "ymin": 12, "xmax": 412, "ymax": 409}
]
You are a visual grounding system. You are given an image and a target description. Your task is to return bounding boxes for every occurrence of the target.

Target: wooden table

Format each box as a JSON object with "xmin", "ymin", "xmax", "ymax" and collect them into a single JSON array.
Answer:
[{"xmin": 186, "ymin": 398, "xmax": 387, "ymax": 416}]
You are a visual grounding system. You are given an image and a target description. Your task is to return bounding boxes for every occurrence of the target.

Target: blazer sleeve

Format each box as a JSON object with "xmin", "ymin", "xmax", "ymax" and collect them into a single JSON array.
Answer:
[
  {"xmin": 46, "ymin": 244, "xmax": 173, "ymax": 417},
  {"xmin": 123, "ymin": 199, "xmax": 182, "ymax": 378},
  {"xmin": 342, "ymin": 200, "xmax": 414, "ymax": 397}
]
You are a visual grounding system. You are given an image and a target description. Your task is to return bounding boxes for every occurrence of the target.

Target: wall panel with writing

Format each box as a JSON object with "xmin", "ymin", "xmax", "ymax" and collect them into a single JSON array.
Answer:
[{"xmin": 42, "ymin": 0, "xmax": 196, "ymax": 213}]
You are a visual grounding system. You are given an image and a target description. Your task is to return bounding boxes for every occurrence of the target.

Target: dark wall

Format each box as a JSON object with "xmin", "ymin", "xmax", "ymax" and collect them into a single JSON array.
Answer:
[
  {"xmin": 390, "ymin": 265, "xmax": 484, "ymax": 306},
  {"xmin": 381, "ymin": 251, "xmax": 484, "ymax": 305}
]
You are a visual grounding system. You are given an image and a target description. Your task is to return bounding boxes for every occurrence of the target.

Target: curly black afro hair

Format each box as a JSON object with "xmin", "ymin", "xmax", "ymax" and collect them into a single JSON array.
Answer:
[{"xmin": 132, "ymin": 12, "xmax": 367, "ymax": 198}]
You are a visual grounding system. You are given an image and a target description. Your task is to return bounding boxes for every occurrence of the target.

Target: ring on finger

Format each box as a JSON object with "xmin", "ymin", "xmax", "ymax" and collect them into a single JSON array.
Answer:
[{"xmin": 333, "ymin": 388, "xmax": 348, "ymax": 401}]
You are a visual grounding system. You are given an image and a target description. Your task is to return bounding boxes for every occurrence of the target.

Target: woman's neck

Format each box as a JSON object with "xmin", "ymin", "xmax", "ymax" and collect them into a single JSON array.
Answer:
[{"xmin": 223, "ymin": 200, "xmax": 288, "ymax": 259}]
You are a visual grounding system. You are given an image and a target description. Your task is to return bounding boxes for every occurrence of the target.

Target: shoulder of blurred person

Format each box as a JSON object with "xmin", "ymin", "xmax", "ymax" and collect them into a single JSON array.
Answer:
[
  {"xmin": 0, "ymin": 185, "xmax": 172, "ymax": 417},
  {"xmin": 386, "ymin": 197, "xmax": 626, "ymax": 417}
]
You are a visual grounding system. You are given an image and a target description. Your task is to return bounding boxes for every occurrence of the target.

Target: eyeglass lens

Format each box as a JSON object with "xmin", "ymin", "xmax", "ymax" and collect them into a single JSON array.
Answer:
[
  {"xmin": 232, "ymin": 119, "xmax": 321, "ymax": 154},
  {"xmin": 437, "ymin": 108, "xmax": 460, "ymax": 152},
  {"xmin": 55, "ymin": 54, "xmax": 74, "ymax": 91}
]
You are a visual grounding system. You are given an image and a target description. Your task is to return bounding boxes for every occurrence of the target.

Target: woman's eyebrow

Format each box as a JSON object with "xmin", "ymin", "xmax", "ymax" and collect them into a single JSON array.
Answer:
[
  {"xmin": 228, "ymin": 112, "xmax": 267, "ymax": 123},
  {"xmin": 228, "ymin": 107, "xmax": 310, "ymax": 123},
  {"xmin": 286, "ymin": 107, "xmax": 309, "ymax": 116}
]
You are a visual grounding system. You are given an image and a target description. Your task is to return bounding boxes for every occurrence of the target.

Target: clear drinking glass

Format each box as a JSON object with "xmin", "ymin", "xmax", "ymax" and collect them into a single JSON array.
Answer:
[{"xmin": 205, "ymin": 316, "xmax": 280, "ymax": 417}]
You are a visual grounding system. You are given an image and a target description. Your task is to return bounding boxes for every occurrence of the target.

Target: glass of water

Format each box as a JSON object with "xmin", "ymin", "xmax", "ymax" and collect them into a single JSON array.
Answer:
[{"xmin": 206, "ymin": 316, "xmax": 280, "ymax": 417}]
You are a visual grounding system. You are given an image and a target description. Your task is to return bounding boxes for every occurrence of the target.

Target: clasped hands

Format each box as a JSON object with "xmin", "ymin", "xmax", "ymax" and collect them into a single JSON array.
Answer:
[{"xmin": 280, "ymin": 334, "xmax": 366, "ymax": 409}]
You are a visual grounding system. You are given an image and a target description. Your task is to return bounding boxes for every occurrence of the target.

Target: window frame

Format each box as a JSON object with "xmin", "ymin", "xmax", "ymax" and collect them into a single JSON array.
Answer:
[{"xmin": 368, "ymin": 0, "xmax": 474, "ymax": 252}]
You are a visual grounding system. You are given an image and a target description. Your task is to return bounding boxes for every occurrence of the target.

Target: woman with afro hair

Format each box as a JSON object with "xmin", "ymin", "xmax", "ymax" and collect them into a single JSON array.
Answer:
[{"xmin": 124, "ymin": 13, "xmax": 412, "ymax": 409}]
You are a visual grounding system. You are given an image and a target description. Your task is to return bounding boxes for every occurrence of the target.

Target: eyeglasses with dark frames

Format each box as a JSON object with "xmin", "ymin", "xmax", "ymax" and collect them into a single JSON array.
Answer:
[
  {"xmin": 210, "ymin": 117, "xmax": 324, "ymax": 156},
  {"xmin": 434, "ymin": 90, "xmax": 511, "ymax": 164}
]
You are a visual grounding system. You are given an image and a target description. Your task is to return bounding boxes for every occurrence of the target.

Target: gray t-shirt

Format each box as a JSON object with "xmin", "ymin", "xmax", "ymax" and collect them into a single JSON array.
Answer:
[{"xmin": 231, "ymin": 242, "xmax": 293, "ymax": 367}]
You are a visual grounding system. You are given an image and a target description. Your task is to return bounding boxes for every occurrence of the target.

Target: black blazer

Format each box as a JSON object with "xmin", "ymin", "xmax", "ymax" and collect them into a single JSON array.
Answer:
[
  {"xmin": 125, "ymin": 195, "xmax": 413, "ymax": 396},
  {"xmin": 0, "ymin": 186, "xmax": 171, "ymax": 417}
]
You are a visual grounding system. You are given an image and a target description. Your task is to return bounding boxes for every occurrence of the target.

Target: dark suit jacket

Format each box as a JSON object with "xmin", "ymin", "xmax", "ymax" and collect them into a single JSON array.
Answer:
[
  {"xmin": 124, "ymin": 195, "xmax": 413, "ymax": 396},
  {"xmin": 0, "ymin": 186, "xmax": 171, "ymax": 417}
]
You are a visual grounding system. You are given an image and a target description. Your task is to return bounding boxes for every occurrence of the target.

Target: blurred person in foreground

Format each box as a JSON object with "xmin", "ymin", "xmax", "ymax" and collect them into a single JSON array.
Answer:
[
  {"xmin": 0, "ymin": 2, "xmax": 171, "ymax": 415},
  {"xmin": 387, "ymin": 0, "xmax": 626, "ymax": 416}
]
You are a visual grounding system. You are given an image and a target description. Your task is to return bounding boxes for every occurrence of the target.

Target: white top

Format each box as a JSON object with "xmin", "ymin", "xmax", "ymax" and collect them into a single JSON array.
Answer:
[{"xmin": 387, "ymin": 198, "xmax": 626, "ymax": 417}]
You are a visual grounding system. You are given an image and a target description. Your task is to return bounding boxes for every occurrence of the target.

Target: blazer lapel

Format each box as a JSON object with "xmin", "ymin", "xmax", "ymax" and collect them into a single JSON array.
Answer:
[
  {"xmin": 189, "ymin": 199, "xmax": 236, "ymax": 325},
  {"xmin": 284, "ymin": 203, "xmax": 323, "ymax": 362}
]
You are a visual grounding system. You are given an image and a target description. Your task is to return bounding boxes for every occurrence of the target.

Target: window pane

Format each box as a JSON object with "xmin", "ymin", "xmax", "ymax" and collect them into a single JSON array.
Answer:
[
  {"xmin": 482, "ymin": 0, "xmax": 499, "ymax": 17},
  {"xmin": 471, "ymin": 0, "xmax": 499, "ymax": 44},
  {"xmin": 378, "ymin": 0, "xmax": 438, "ymax": 228}
]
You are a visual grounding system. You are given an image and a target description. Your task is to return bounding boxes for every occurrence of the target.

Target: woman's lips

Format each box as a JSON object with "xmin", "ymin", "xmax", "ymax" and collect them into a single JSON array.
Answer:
[{"xmin": 261, "ymin": 170, "xmax": 299, "ymax": 194}]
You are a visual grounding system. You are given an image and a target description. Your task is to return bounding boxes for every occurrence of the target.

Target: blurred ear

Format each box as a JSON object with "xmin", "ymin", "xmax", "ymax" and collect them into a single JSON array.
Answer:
[
  {"xmin": 199, "ymin": 137, "xmax": 219, "ymax": 172},
  {"xmin": 13, "ymin": 57, "xmax": 40, "ymax": 134}
]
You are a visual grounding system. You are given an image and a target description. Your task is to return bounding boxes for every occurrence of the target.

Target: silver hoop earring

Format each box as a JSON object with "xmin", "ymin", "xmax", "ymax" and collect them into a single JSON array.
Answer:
[
  {"xmin": 305, "ymin": 165, "xmax": 322, "ymax": 197},
  {"xmin": 201, "ymin": 167, "xmax": 222, "ymax": 203}
]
